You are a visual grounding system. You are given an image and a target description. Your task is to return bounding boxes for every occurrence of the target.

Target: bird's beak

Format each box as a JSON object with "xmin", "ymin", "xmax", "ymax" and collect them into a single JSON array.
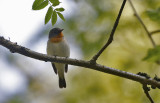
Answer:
[{"xmin": 60, "ymin": 29, "xmax": 64, "ymax": 32}]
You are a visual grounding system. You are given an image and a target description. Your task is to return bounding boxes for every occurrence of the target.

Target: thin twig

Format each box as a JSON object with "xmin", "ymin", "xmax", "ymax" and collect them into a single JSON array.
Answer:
[
  {"xmin": 150, "ymin": 30, "xmax": 160, "ymax": 35},
  {"xmin": 90, "ymin": 0, "xmax": 127, "ymax": 63},
  {"xmin": 143, "ymin": 84, "xmax": 154, "ymax": 103},
  {"xmin": 48, "ymin": 0, "xmax": 54, "ymax": 9},
  {"xmin": 1, "ymin": 36, "xmax": 160, "ymax": 88},
  {"xmin": 128, "ymin": 0, "xmax": 156, "ymax": 47}
]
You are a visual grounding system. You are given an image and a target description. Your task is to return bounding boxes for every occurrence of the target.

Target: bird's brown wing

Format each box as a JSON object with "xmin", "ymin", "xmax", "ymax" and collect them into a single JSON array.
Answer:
[
  {"xmin": 52, "ymin": 63, "xmax": 57, "ymax": 74},
  {"xmin": 65, "ymin": 64, "xmax": 68, "ymax": 73}
]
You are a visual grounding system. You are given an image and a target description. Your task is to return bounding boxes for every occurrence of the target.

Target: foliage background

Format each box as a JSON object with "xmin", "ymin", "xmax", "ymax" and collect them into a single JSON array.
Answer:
[{"xmin": 0, "ymin": 0, "xmax": 160, "ymax": 103}]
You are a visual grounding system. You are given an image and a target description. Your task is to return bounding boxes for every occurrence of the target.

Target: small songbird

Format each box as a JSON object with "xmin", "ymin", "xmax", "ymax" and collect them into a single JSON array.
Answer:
[{"xmin": 47, "ymin": 28, "xmax": 70, "ymax": 88}]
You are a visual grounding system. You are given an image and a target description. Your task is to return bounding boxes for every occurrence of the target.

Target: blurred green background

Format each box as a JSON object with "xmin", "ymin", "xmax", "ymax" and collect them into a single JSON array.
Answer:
[{"xmin": 0, "ymin": 0, "xmax": 160, "ymax": 103}]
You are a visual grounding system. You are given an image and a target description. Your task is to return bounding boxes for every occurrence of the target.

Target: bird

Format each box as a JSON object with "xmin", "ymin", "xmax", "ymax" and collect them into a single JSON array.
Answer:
[{"xmin": 47, "ymin": 28, "xmax": 70, "ymax": 88}]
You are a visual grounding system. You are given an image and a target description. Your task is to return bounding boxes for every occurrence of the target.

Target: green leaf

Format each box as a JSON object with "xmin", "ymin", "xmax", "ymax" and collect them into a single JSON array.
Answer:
[
  {"xmin": 32, "ymin": 0, "xmax": 44, "ymax": 10},
  {"xmin": 32, "ymin": 0, "xmax": 48, "ymax": 10},
  {"xmin": 52, "ymin": 0, "xmax": 61, "ymax": 6},
  {"xmin": 51, "ymin": 10, "xmax": 57, "ymax": 26},
  {"xmin": 55, "ymin": 7, "xmax": 65, "ymax": 12},
  {"xmin": 45, "ymin": 6, "xmax": 53, "ymax": 24},
  {"xmin": 57, "ymin": 12, "xmax": 65, "ymax": 21},
  {"xmin": 143, "ymin": 45, "xmax": 160, "ymax": 62},
  {"xmin": 146, "ymin": 7, "xmax": 160, "ymax": 23}
]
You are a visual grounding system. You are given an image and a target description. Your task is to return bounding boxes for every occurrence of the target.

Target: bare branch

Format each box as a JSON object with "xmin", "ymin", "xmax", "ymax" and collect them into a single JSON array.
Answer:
[
  {"xmin": 1, "ymin": 36, "xmax": 160, "ymax": 88},
  {"xmin": 128, "ymin": 0, "xmax": 156, "ymax": 47},
  {"xmin": 90, "ymin": 0, "xmax": 127, "ymax": 63},
  {"xmin": 150, "ymin": 30, "xmax": 160, "ymax": 35},
  {"xmin": 143, "ymin": 84, "xmax": 154, "ymax": 103}
]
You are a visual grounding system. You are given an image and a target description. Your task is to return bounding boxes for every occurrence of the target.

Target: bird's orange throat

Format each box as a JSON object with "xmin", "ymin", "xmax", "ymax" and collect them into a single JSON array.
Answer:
[{"xmin": 50, "ymin": 32, "xmax": 64, "ymax": 43}]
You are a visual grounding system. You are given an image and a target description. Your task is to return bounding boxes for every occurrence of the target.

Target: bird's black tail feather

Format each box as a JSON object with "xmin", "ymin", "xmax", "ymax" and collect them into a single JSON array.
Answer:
[{"xmin": 59, "ymin": 78, "xmax": 66, "ymax": 88}]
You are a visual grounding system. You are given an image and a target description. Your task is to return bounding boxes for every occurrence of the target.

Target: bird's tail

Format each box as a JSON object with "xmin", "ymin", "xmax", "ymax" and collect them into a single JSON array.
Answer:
[
  {"xmin": 59, "ymin": 77, "xmax": 66, "ymax": 88},
  {"xmin": 55, "ymin": 63, "xmax": 66, "ymax": 88}
]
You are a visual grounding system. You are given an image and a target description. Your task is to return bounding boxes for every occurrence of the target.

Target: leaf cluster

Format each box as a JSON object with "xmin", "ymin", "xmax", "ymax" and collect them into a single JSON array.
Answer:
[
  {"xmin": 146, "ymin": 7, "xmax": 160, "ymax": 24},
  {"xmin": 143, "ymin": 45, "xmax": 160, "ymax": 63},
  {"xmin": 32, "ymin": 0, "xmax": 65, "ymax": 26}
]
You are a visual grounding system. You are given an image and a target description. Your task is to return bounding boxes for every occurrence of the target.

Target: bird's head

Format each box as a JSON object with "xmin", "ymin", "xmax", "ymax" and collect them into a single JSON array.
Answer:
[{"xmin": 49, "ymin": 28, "xmax": 64, "ymax": 43}]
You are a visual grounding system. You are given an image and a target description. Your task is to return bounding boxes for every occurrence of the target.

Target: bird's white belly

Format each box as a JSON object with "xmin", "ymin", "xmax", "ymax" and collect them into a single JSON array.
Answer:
[{"xmin": 47, "ymin": 39, "xmax": 70, "ymax": 57}]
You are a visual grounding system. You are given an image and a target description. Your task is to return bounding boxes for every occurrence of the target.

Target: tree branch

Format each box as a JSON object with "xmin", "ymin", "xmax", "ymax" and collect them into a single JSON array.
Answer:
[
  {"xmin": 128, "ymin": 0, "xmax": 156, "ymax": 47},
  {"xmin": 90, "ymin": 0, "xmax": 127, "ymax": 63},
  {"xmin": 150, "ymin": 30, "xmax": 160, "ymax": 35},
  {"xmin": 1, "ymin": 36, "xmax": 160, "ymax": 88},
  {"xmin": 143, "ymin": 84, "xmax": 154, "ymax": 103}
]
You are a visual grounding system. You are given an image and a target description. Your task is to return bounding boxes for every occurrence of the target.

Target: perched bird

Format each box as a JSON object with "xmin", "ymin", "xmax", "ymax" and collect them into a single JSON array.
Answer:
[{"xmin": 47, "ymin": 28, "xmax": 70, "ymax": 88}]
